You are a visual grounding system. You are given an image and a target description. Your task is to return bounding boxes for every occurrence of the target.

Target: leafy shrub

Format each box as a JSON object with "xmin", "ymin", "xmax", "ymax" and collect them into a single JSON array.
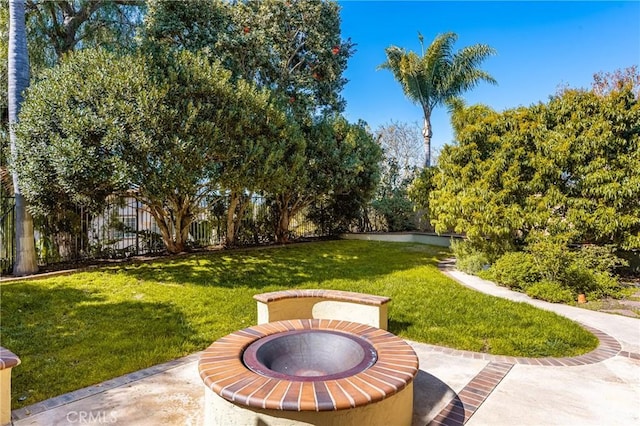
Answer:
[
  {"xmin": 526, "ymin": 235, "xmax": 574, "ymax": 284},
  {"xmin": 451, "ymin": 239, "xmax": 490, "ymax": 274},
  {"xmin": 565, "ymin": 266, "xmax": 625, "ymax": 300},
  {"xmin": 370, "ymin": 192, "xmax": 417, "ymax": 232},
  {"xmin": 572, "ymin": 244, "xmax": 628, "ymax": 275},
  {"xmin": 526, "ymin": 237, "xmax": 626, "ymax": 299},
  {"xmin": 587, "ymin": 272, "xmax": 625, "ymax": 300},
  {"xmin": 526, "ymin": 280, "xmax": 574, "ymax": 303},
  {"xmin": 457, "ymin": 253, "xmax": 490, "ymax": 274},
  {"xmin": 563, "ymin": 245, "xmax": 626, "ymax": 297},
  {"xmin": 489, "ymin": 252, "xmax": 541, "ymax": 291}
]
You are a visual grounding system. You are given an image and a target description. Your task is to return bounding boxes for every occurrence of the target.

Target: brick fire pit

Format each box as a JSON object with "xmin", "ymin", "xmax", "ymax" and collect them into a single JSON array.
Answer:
[{"xmin": 199, "ymin": 318, "xmax": 418, "ymax": 425}]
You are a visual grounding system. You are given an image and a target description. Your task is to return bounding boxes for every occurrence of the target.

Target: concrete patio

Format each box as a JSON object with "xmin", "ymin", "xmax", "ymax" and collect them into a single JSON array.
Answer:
[{"xmin": 11, "ymin": 268, "xmax": 640, "ymax": 425}]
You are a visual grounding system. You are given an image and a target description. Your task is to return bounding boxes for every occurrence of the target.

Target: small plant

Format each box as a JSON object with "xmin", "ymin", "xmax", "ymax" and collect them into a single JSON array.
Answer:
[
  {"xmin": 451, "ymin": 239, "xmax": 490, "ymax": 274},
  {"xmin": 489, "ymin": 251, "xmax": 541, "ymax": 291},
  {"xmin": 526, "ymin": 235, "xmax": 574, "ymax": 284},
  {"xmin": 526, "ymin": 280, "xmax": 574, "ymax": 304}
]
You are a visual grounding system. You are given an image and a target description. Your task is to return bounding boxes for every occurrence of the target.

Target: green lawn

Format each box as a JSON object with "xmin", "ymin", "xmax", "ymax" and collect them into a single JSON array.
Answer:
[{"xmin": 0, "ymin": 240, "xmax": 597, "ymax": 408}]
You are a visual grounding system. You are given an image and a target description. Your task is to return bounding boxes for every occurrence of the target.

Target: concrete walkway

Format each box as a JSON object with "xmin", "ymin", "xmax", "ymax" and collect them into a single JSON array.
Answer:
[{"xmin": 12, "ymin": 269, "xmax": 640, "ymax": 426}]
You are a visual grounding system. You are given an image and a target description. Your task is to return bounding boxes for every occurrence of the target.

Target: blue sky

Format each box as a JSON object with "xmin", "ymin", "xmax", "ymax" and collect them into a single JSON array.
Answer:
[{"xmin": 338, "ymin": 1, "xmax": 640, "ymax": 161}]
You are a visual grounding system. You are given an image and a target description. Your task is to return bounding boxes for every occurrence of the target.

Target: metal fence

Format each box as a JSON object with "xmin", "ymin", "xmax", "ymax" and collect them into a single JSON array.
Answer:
[
  {"xmin": 0, "ymin": 198, "xmax": 15, "ymax": 274},
  {"xmin": 0, "ymin": 194, "xmax": 342, "ymax": 275}
]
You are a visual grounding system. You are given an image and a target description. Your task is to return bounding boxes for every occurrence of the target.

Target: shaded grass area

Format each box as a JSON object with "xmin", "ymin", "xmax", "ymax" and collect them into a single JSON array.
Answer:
[{"xmin": 0, "ymin": 240, "xmax": 597, "ymax": 408}]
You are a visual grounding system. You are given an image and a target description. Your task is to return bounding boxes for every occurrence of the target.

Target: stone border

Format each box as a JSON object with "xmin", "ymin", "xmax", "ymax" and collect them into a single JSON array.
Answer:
[
  {"xmin": 254, "ymin": 289, "xmax": 390, "ymax": 306},
  {"xmin": 0, "ymin": 348, "xmax": 20, "ymax": 370},
  {"xmin": 1, "ymin": 347, "xmax": 21, "ymax": 426},
  {"xmin": 414, "ymin": 323, "xmax": 623, "ymax": 366},
  {"xmin": 431, "ymin": 362, "xmax": 513, "ymax": 426}
]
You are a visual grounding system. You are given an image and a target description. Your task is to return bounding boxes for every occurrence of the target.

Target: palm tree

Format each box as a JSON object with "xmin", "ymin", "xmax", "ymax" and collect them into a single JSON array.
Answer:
[
  {"xmin": 380, "ymin": 32, "xmax": 496, "ymax": 167},
  {"xmin": 8, "ymin": 0, "xmax": 38, "ymax": 275}
]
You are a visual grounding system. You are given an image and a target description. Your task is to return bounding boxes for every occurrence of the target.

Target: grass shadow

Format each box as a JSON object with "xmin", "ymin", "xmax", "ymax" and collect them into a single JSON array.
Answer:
[
  {"xmin": 110, "ymin": 240, "xmax": 450, "ymax": 289},
  {"xmin": 1, "ymin": 282, "xmax": 198, "ymax": 408},
  {"xmin": 388, "ymin": 318, "xmax": 413, "ymax": 335}
]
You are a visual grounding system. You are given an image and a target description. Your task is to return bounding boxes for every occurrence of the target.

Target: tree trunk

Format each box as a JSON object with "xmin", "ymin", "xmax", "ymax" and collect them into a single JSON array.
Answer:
[
  {"xmin": 149, "ymin": 208, "xmax": 175, "ymax": 253},
  {"xmin": 171, "ymin": 196, "xmax": 192, "ymax": 253},
  {"xmin": 225, "ymin": 193, "xmax": 239, "ymax": 247},
  {"xmin": 173, "ymin": 210, "xmax": 188, "ymax": 254},
  {"xmin": 422, "ymin": 114, "xmax": 433, "ymax": 168},
  {"xmin": 9, "ymin": 0, "xmax": 38, "ymax": 276},
  {"xmin": 13, "ymin": 194, "xmax": 38, "ymax": 274},
  {"xmin": 147, "ymin": 200, "xmax": 187, "ymax": 254},
  {"xmin": 54, "ymin": 230, "xmax": 74, "ymax": 260},
  {"xmin": 276, "ymin": 208, "xmax": 290, "ymax": 243}
]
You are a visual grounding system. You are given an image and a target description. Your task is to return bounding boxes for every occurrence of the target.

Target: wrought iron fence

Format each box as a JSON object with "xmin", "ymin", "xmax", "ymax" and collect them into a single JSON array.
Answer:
[
  {"xmin": 0, "ymin": 198, "xmax": 15, "ymax": 275},
  {"xmin": 0, "ymin": 195, "xmax": 347, "ymax": 275}
]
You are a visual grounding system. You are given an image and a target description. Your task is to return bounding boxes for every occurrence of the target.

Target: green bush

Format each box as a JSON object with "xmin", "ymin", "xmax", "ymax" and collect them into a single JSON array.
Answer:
[
  {"xmin": 456, "ymin": 253, "xmax": 490, "ymax": 274},
  {"xmin": 489, "ymin": 251, "xmax": 541, "ymax": 291},
  {"xmin": 526, "ymin": 280, "xmax": 574, "ymax": 304},
  {"xmin": 451, "ymin": 239, "xmax": 490, "ymax": 274},
  {"xmin": 575, "ymin": 244, "xmax": 628, "ymax": 272},
  {"xmin": 587, "ymin": 272, "xmax": 625, "ymax": 300},
  {"xmin": 562, "ymin": 245, "xmax": 626, "ymax": 298},
  {"xmin": 526, "ymin": 235, "xmax": 574, "ymax": 284},
  {"xmin": 370, "ymin": 192, "xmax": 417, "ymax": 232},
  {"xmin": 525, "ymin": 237, "xmax": 626, "ymax": 300}
]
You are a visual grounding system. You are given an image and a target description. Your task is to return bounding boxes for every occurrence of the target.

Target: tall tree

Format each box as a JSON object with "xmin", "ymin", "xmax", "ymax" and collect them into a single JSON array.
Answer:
[
  {"xmin": 379, "ymin": 32, "xmax": 496, "ymax": 167},
  {"xmin": 144, "ymin": 0, "xmax": 360, "ymax": 242},
  {"xmin": 375, "ymin": 120, "xmax": 423, "ymax": 183},
  {"xmin": 15, "ymin": 47, "xmax": 294, "ymax": 254},
  {"xmin": 272, "ymin": 116, "xmax": 382, "ymax": 242},
  {"xmin": 429, "ymin": 83, "xmax": 640, "ymax": 254},
  {"xmin": 1, "ymin": 0, "xmax": 145, "ymax": 267},
  {"xmin": 25, "ymin": 0, "xmax": 144, "ymax": 66},
  {"xmin": 8, "ymin": 0, "xmax": 38, "ymax": 275}
]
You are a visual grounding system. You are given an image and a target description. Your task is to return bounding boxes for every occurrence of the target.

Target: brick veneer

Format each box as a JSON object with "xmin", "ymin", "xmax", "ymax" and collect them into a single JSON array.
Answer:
[
  {"xmin": 430, "ymin": 362, "xmax": 513, "ymax": 426},
  {"xmin": 414, "ymin": 323, "xmax": 622, "ymax": 366},
  {"xmin": 0, "ymin": 348, "xmax": 20, "ymax": 370},
  {"xmin": 1, "ymin": 347, "xmax": 21, "ymax": 426},
  {"xmin": 199, "ymin": 318, "xmax": 418, "ymax": 411},
  {"xmin": 253, "ymin": 289, "xmax": 391, "ymax": 306}
]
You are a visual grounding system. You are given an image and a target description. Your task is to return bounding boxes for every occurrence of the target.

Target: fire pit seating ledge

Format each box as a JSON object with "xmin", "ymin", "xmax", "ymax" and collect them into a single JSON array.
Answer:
[
  {"xmin": 0, "ymin": 347, "xmax": 20, "ymax": 426},
  {"xmin": 253, "ymin": 289, "xmax": 390, "ymax": 330}
]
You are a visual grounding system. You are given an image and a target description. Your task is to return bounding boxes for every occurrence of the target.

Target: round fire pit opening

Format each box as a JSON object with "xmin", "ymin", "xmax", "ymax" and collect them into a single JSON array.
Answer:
[{"xmin": 243, "ymin": 329, "xmax": 377, "ymax": 381}]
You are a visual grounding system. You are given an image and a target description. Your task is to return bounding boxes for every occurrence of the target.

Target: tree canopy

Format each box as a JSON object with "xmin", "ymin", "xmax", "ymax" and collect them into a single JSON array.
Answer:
[
  {"xmin": 7, "ymin": 0, "xmax": 383, "ymax": 256},
  {"xmin": 15, "ymin": 47, "xmax": 296, "ymax": 253},
  {"xmin": 380, "ymin": 32, "xmax": 496, "ymax": 167},
  {"xmin": 143, "ymin": 0, "xmax": 369, "ymax": 243},
  {"xmin": 427, "ymin": 83, "xmax": 640, "ymax": 253},
  {"xmin": 144, "ymin": 0, "xmax": 354, "ymax": 118}
]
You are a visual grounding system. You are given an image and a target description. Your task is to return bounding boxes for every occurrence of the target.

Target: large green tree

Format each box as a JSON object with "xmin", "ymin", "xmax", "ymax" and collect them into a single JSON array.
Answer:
[
  {"xmin": 2, "ymin": 0, "xmax": 145, "ymax": 270},
  {"xmin": 25, "ymin": 0, "xmax": 144, "ymax": 66},
  {"xmin": 379, "ymin": 32, "xmax": 496, "ymax": 167},
  {"xmin": 145, "ymin": 0, "xmax": 363, "ymax": 242},
  {"xmin": 429, "ymin": 82, "xmax": 640, "ymax": 253},
  {"xmin": 273, "ymin": 116, "xmax": 382, "ymax": 242},
  {"xmin": 144, "ymin": 0, "xmax": 353, "ymax": 115},
  {"xmin": 15, "ymin": 47, "xmax": 292, "ymax": 254},
  {"xmin": 216, "ymin": 101, "xmax": 304, "ymax": 247}
]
